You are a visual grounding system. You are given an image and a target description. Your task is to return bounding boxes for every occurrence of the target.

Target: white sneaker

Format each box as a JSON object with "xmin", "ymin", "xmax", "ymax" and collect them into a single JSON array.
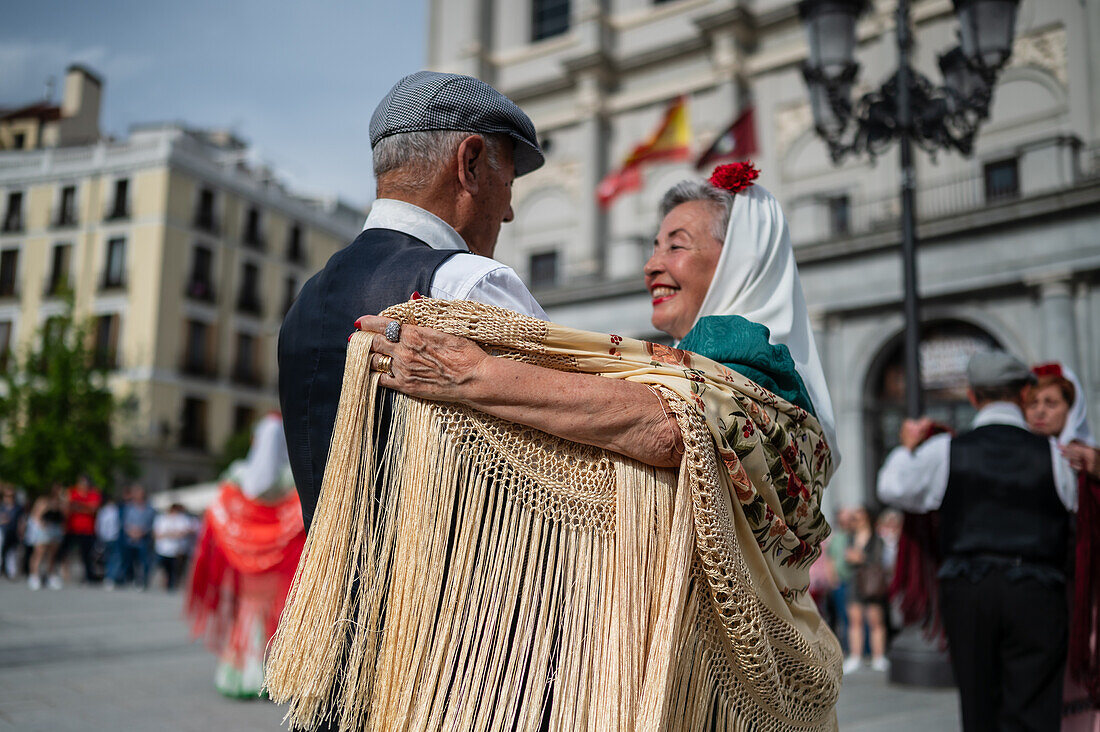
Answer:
[
  {"xmin": 28, "ymin": 575, "xmax": 41, "ymax": 591},
  {"xmin": 870, "ymin": 656, "xmax": 890, "ymax": 672},
  {"xmin": 842, "ymin": 656, "xmax": 862, "ymax": 674},
  {"xmin": 47, "ymin": 575, "xmax": 62, "ymax": 590}
]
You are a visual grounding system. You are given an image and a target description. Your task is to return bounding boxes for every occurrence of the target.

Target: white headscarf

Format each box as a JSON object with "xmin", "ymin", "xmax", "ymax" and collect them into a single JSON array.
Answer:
[
  {"xmin": 692, "ymin": 183, "xmax": 840, "ymax": 463},
  {"xmin": 1048, "ymin": 364, "xmax": 1093, "ymax": 447},
  {"xmin": 239, "ymin": 412, "xmax": 293, "ymax": 500}
]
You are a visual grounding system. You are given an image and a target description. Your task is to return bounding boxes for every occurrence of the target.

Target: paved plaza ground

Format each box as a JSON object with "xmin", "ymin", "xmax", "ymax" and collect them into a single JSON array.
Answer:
[{"xmin": 0, "ymin": 581, "xmax": 960, "ymax": 730}]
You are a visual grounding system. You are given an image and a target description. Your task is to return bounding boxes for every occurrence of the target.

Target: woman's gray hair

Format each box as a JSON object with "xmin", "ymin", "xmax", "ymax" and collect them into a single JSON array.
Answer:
[
  {"xmin": 373, "ymin": 130, "xmax": 509, "ymax": 189},
  {"xmin": 658, "ymin": 180, "xmax": 735, "ymax": 243}
]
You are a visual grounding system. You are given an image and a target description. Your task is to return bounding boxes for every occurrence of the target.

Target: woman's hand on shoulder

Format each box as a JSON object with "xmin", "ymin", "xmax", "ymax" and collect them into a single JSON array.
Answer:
[
  {"xmin": 355, "ymin": 314, "xmax": 490, "ymax": 404},
  {"xmin": 1062, "ymin": 441, "xmax": 1100, "ymax": 479}
]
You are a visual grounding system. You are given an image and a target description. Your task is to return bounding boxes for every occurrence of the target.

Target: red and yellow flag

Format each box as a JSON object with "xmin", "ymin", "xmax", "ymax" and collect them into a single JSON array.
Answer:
[{"xmin": 597, "ymin": 96, "xmax": 692, "ymax": 208}]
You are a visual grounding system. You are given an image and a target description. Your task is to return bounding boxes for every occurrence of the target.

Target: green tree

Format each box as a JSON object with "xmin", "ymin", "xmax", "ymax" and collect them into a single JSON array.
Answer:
[{"xmin": 0, "ymin": 298, "xmax": 136, "ymax": 496}]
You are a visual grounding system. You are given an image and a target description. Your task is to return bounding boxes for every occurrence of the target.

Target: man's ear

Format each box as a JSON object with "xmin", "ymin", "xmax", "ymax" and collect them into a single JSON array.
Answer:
[
  {"xmin": 966, "ymin": 388, "xmax": 980, "ymax": 409},
  {"xmin": 456, "ymin": 134, "xmax": 485, "ymax": 195}
]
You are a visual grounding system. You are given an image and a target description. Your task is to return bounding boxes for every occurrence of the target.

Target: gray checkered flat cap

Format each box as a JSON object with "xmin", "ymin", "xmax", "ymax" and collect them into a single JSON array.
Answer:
[
  {"xmin": 967, "ymin": 351, "xmax": 1036, "ymax": 388},
  {"xmin": 370, "ymin": 71, "xmax": 544, "ymax": 177}
]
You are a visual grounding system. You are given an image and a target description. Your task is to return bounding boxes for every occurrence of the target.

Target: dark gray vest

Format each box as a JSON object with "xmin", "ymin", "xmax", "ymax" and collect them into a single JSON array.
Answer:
[
  {"xmin": 940, "ymin": 424, "xmax": 1069, "ymax": 566},
  {"xmin": 278, "ymin": 228, "xmax": 460, "ymax": 531}
]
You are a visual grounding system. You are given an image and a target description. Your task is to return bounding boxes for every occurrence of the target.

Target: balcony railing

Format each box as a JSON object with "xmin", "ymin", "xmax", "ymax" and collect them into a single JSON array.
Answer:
[
  {"xmin": 790, "ymin": 143, "xmax": 1100, "ymax": 248},
  {"xmin": 1, "ymin": 214, "xmax": 22, "ymax": 233},
  {"xmin": 193, "ymin": 213, "xmax": 219, "ymax": 234},
  {"xmin": 180, "ymin": 357, "xmax": 216, "ymax": 379},
  {"xmin": 237, "ymin": 295, "xmax": 262, "ymax": 316},
  {"xmin": 185, "ymin": 279, "xmax": 216, "ymax": 302}
]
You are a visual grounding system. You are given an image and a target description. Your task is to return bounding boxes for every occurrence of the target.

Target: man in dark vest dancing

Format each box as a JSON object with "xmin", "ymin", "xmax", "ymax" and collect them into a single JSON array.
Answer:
[
  {"xmin": 878, "ymin": 351, "xmax": 1077, "ymax": 731},
  {"xmin": 279, "ymin": 71, "xmax": 545, "ymax": 533}
]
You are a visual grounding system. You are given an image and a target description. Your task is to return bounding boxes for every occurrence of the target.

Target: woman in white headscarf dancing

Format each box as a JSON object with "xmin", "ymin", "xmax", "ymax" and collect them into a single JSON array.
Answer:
[{"xmin": 186, "ymin": 413, "xmax": 305, "ymax": 698}]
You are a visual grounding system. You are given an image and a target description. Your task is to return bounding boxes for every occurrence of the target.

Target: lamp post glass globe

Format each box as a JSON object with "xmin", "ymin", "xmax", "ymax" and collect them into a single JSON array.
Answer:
[
  {"xmin": 797, "ymin": 0, "xmax": 868, "ymax": 77},
  {"xmin": 952, "ymin": 0, "xmax": 1020, "ymax": 70}
]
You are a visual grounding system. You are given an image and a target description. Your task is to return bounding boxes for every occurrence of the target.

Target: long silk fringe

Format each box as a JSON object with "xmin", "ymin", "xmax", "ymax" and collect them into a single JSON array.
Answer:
[{"xmin": 264, "ymin": 333, "xmax": 832, "ymax": 731}]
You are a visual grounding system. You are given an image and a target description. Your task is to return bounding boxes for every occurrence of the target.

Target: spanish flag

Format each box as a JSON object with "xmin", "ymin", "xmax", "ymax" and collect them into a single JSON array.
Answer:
[{"xmin": 596, "ymin": 96, "xmax": 692, "ymax": 208}]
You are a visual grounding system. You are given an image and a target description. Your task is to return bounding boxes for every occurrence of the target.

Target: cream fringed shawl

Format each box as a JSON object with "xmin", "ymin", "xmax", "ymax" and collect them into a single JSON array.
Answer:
[{"xmin": 264, "ymin": 299, "xmax": 843, "ymax": 731}]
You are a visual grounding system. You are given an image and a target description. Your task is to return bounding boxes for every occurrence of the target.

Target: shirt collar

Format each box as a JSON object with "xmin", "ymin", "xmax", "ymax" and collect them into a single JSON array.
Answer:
[
  {"xmin": 972, "ymin": 401, "xmax": 1028, "ymax": 430},
  {"xmin": 362, "ymin": 199, "xmax": 468, "ymax": 253}
]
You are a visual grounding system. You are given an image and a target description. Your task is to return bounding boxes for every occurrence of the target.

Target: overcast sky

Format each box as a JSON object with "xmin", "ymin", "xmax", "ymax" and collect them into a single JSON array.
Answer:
[{"xmin": 2, "ymin": 0, "xmax": 428, "ymax": 208}]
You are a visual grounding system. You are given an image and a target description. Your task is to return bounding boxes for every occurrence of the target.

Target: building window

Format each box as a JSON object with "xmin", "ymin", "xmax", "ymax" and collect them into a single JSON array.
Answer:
[
  {"xmin": 0, "ymin": 320, "xmax": 11, "ymax": 371},
  {"xmin": 532, "ymin": 0, "xmax": 570, "ymax": 41},
  {"xmin": 233, "ymin": 332, "xmax": 259, "ymax": 385},
  {"xmin": 243, "ymin": 206, "xmax": 264, "ymax": 249},
  {"xmin": 56, "ymin": 186, "xmax": 77, "ymax": 227},
  {"xmin": 529, "ymin": 251, "xmax": 559, "ymax": 290},
  {"xmin": 0, "ymin": 249, "xmax": 18, "ymax": 297},
  {"xmin": 103, "ymin": 237, "xmax": 126, "ymax": 289},
  {"xmin": 233, "ymin": 404, "xmax": 255, "ymax": 434},
  {"xmin": 3, "ymin": 192, "xmax": 23, "ymax": 232},
  {"xmin": 180, "ymin": 397, "xmax": 208, "ymax": 450},
  {"xmin": 186, "ymin": 245, "xmax": 215, "ymax": 301},
  {"xmin": 287, "ymin": 223, "xmax": 304, "ymax": 263},
  {"xmin": 827, "ymin": 195, "xmax": 851, "ymax": 237},
  {"xmin": 107, "ymin": 179, "xmax": 129, "ymax": 220},
  {"xmin": 283, "ymin": 275, "xmax": 298, "ymax": 316},
  {"xmin": 984, "ymin": 158, "xmax": 1019, "ymax": 201},
  {"xmin": 237, "ymin": 262, "xmax": 262, "ymax": 315},
  {"xmin": 93, "ymin": 314, "xmax": 120, "ymax": 370},
  {"xmin": 182, "ymin": 319, "xmax": 213, "ymax": 377},
  {"xmin": 12, "ymin": 133, "xmax": 26, "ymax": 150},
  {"xmin": 194, "ymin": 187, "xmax": 218, "ymax": 233},
  {"xmin": 46, "ymin": 243, "xmax": 72, "ymax": 296}
]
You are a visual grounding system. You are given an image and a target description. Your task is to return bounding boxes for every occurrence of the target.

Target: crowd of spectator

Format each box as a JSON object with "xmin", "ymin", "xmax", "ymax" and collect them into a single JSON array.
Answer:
[
  {"xmin": 809, "ymin": 504, "xmax": 903, "ymax": 674},
  {"xmin": 0, "ymin": 479, "xmax": 200, "ymax": 592}
]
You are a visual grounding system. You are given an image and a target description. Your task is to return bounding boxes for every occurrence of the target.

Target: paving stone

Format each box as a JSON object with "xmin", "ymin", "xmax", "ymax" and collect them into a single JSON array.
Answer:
[{"xmin": 0, "ymin": 581, "xmax": 961, "ymax": 730}]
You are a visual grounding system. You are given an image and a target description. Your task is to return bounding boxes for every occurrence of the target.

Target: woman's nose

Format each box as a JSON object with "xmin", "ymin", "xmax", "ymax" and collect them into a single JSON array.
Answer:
[{"xmin": 643, "ymin": 251, "xmax": 662, "ymax": 277}]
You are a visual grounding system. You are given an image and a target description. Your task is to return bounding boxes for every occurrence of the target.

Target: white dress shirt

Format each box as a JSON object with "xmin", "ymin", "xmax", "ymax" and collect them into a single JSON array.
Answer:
[
  {"xmin": 877, "ymin": 401, "xmax": 1078, "ymax": 513},
  {"xmin": 362, "ymin": 199, "xmax": 547, "ymax": 319}
]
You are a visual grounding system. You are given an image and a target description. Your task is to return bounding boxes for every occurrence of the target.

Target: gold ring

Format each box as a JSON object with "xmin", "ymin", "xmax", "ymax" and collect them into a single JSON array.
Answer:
[{"xmin": 376, "ymin": 354, "xmax": 393, "ymax": 375}]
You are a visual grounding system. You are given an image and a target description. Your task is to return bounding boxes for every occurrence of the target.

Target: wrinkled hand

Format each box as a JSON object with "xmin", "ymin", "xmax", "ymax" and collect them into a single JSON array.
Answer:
[
  {"xmin": 1062, "ymin": 441, "xmax": 1099, "ymax": 478},
  {"xmin": 899, "ymin": 417, "xmax": 933, "ymax": 451},
  {"xmin": 355, "ymin": 314, "xmax": 489, "ymax": 403}
]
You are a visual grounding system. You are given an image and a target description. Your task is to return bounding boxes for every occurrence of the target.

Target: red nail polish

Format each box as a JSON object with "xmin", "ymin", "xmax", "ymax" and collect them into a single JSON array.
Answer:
[
  {"xmin": 347, "ymin": 333, "xmax": 354, "ymax": 342},
  {"xmin": 411, "ymin": 291, "xmax": 421, "ymax": 300},
  {"xmin": 354, "ymin": 317, "xmax": 361, "ymax": 329}
]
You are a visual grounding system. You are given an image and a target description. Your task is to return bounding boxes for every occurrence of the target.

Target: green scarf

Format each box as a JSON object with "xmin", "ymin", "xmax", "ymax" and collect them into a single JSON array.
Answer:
[{"xmin": 679, "ymin": 314, "xmax": 817, "ymax": 416}]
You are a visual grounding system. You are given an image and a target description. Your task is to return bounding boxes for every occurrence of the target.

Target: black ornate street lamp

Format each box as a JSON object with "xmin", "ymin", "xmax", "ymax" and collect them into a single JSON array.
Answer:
[
  {"xmin": 799, "ymin": 0, "xmax": 1019, "ymax": 688},
  {"xmin": 798, "ymin": 0, "xmax": 1018, "ymax": 420}
]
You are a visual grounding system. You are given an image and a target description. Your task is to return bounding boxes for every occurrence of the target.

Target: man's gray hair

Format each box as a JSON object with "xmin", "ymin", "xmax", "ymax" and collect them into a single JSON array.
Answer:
[
  {"xmin": 373, "ymin": 130, "xmax": 510, "ymax": 189},
  {"xmin": 658, "ymin": 180, "xmax": 735, "ymax": 243}
]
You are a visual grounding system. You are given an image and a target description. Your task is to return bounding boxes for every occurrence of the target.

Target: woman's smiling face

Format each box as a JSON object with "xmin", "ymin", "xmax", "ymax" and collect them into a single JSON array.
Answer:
[{"xmin": 644, "ymin": 200, "xmax": 724, "ymax": 340}]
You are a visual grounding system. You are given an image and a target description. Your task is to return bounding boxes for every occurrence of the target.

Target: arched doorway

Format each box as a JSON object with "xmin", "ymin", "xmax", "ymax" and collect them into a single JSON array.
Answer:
[{"xmin": 863, "ymin": 320, "xmax": 1003, "ymax": 502}]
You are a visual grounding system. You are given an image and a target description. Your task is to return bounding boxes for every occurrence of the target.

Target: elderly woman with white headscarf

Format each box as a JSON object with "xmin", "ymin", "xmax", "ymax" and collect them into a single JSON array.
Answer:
[
  {"xmin": 268, "ymin": 164, "xmax": 844, "ymax": 732},
  {"xmin": 355, "ymin": 163, "xmax": 837, "ymax": 470}
]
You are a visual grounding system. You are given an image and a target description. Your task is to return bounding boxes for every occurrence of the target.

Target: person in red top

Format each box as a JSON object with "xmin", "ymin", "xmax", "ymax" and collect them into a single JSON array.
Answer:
[{"xmin": 58, "ymin": 475, "xmax": 102, "ymax": 584}]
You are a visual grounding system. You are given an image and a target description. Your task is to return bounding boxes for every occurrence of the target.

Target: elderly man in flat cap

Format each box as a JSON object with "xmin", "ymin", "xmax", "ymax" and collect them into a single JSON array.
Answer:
[
  {"xmin": 878, "ymin": 351, "xmax": 1077, "ymax": 732},
  {"xmin": 278, "ymin": 71, "xmax": 546, "ymax": 535}
]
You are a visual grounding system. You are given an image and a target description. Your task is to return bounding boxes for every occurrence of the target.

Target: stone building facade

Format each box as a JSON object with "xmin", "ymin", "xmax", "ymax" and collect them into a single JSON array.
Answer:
[
  {"xmin": 427, "ymin": 0, "xmax": 1100, "ymax": 511},
  {"xmin": 0, "ymin": 66, "xmax": 362, "ymax": 492}
]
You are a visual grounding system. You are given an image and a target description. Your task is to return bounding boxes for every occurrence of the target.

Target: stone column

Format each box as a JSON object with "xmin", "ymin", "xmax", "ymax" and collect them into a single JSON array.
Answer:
[
  {"xmin": 576, "ymin": 73, "xmax": 608, "ymax": 280},
  {"xmin": 1037, "ymin": 275, "xmax": 1080, "ymax": 373},
  {"xmin": 568, "ymin": 0, "xmax": 611, "ymax": 280}
]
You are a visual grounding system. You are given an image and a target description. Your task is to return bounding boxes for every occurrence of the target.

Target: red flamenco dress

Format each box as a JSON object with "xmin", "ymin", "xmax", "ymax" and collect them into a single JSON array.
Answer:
[{"xmin": 186, "ymin": 415, "xmax": 305, "ymax": 698}]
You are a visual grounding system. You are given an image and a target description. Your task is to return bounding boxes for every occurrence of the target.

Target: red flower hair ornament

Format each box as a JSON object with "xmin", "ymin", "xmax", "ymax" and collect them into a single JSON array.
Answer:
[
  {"xmin": 708, "ymin": 161, "xmax": 760, "ymax": 194},
  {"xmin": 1032, "ymin": 362, "xmax": 1064, "ymax": 378}
]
